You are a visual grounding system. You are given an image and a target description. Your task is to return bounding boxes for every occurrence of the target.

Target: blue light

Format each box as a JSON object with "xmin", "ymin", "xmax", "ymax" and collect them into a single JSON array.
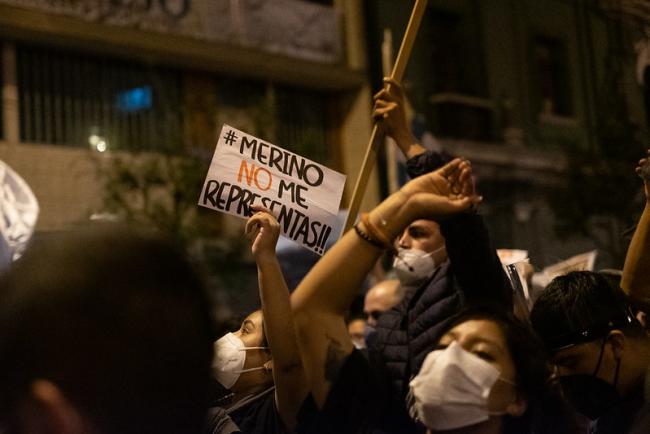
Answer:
[{"xmin": 116, "ymin": 86, "xmax": 152, "ymax": 112}]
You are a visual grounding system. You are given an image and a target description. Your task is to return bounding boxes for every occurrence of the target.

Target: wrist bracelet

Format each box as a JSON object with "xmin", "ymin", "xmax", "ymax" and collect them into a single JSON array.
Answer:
[
  {"xmin": 354, "ymin": 223, "xmax": 385, "ymax": 250},
  {"xmin": 361, "ymin": 213, "xmax": 397, "ymax": 255}
]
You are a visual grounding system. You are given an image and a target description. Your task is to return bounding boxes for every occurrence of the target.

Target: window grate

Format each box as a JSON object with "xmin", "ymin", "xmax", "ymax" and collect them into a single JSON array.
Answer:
[
  {"xmin": 16, "ymin": 44, "xmax": 182, "ymax": 152},
  {"xmin": 276, "ymin": 85, "xmax": 329, "ymax": 165}
]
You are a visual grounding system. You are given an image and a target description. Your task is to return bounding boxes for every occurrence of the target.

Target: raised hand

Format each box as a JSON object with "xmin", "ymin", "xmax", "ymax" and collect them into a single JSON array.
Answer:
[
  {"xmin": 636, "ymin": 148, "xmax": 650, "ymax": 201},
  {"xmin": 372, "ymin": 77, "xmax": 423, "ymax": 157},
  {"xmin": 245, "ymin": 205, "xmax": 280, "ymax": 260},
  {"xmin": 399, "ymin": 158, "xmax": 481, "ymax": 221},
  {"xmin": 400, "ymin": 157, "xmax": 479, "ymax": 206}
]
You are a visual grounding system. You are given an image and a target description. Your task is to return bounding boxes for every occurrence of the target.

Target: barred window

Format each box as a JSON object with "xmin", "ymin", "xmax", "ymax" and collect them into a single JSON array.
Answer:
[
  {"xmin": 532, "ymin": 37, "xmax": 573, "ymax": 117},
  {"xmin": 276, "ymin": 85, "xmax": 330, "ymax": 165},
  {"xmin": 216, "ymin": 78, "xmax": 331, "ymax": 165},
  {"xmin": 16, "ymin": 44, "xmax": 182, "ymax": 152}
]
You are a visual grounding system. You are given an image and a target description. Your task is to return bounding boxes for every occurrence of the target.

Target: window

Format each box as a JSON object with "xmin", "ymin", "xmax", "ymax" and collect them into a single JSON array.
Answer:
[
  {"xmin": 275, "ymin": 86, "xmax": 329, "ymax": 165},
  {"xmin": 423, "ymin": 8, "xmax": 493, "ymax": 141},
  {"xmin": 16, "ymin": 44, "xmax": 182, "ymax": 152},
  {"xmin": 427, "ymin": 9, "xmax": 486, "ymax": 96},
  {"xmin": 216, "ymin": 78, "xmax": 331, "ymax": 165},
  {"xmin": 532, "ymin": 37, "xmax": 572, "ymax": 118},
  {"xmin": 644, "ymin": 67, "xmax": 650, "ymax": 127}
]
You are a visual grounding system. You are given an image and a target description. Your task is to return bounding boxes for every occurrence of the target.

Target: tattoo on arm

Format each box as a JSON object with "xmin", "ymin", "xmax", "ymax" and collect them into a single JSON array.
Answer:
[{"xmin": 324, "ymin": 335, "xmax": 347, "ymax": 383}]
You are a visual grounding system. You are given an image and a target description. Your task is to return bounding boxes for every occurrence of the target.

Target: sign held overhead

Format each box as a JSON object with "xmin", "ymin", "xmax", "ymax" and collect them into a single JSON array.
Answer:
[{"xmin": 199, "ymin": 124, "xmax": 346, "ymax": 255}]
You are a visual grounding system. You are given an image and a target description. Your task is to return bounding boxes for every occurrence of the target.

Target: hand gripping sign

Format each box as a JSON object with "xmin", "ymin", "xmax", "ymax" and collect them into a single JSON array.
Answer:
[{"xmin": 199, "ymin": 125, "xmax": 346, "ymax": 255}]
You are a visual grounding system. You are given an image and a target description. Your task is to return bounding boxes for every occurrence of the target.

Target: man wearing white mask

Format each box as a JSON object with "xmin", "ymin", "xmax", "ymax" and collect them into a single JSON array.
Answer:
[
  {"xmin": 392, "ymin": 220, "xmax": 447, "ymax": 287},
  {"xmin": 365, "ymin": 78, "xmax": 513, "ymax": 433}
]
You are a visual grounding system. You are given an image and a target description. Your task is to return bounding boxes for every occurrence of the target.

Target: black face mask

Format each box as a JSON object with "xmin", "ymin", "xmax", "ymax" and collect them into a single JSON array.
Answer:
[{"xmin": 558, "ymin": 338, "xmax": 621, "ymax": 420}]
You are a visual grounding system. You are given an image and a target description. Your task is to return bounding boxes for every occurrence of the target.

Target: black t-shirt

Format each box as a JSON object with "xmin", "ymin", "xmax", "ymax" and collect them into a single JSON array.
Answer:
[
  {"xmin": 229, "ymin": 388, "xmax": 284, "ymax": 434},
  {"xmin": 306, "ymin": 349, "xmax": 391, "ymax": 434},
  {"xmin": 208, "ymin": 351, "xmax": 389, "ymax": 434},
  {"xmin": 204, "ymin": 407, "xmax": 241, "ymax": 434},
  {"xmin": 212, "ymin": 388, "xmax": 318, "ymax": 434}
]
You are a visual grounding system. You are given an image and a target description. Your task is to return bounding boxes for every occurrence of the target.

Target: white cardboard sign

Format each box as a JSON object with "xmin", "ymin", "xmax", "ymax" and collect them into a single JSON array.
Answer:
[
  {"xmin": 542, "ymin": 250, "xmax": 598, "ymax": 282},
  {"xmin": 199, "ymin": 125, "xmax": 346, "ymax": 255}
]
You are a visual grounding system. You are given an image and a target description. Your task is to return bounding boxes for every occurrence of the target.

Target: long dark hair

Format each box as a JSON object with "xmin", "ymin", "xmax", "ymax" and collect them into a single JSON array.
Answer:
[{"xmin": 437, "ymin": 304, "xmax": 577, "ymax": 434}]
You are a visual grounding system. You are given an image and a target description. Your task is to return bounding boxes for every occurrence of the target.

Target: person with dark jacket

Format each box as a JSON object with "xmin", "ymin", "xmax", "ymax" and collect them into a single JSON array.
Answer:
[
  {"xmin": 530, "ymin": 271, "xmax": 650, "ymax": 434},
  {"xmin": 364, "ymin": 78, "xmax": 513, "ymax": 432},
  {"xmin": 291, "ymin": 152, "xmax": 489, "ymax": 433}
]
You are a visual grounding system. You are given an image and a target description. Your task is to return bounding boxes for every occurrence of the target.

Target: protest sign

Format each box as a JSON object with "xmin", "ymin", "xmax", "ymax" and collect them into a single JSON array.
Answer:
[
  {"xmin": 542, "ymin": 249, "xmax": 597, "ymax": 281},
  {"xmin": 497, "ymin": 249, "xmax": 533, "ymax": 316},
  {"xmin": 532, "ymin": 250, "xmax": 598, "ymax": 289},
  {"xmin": 199, "ymin": 125, "xmax": 346, "ymax": 255},
  {"xmin": 497, "ymin": 249, "xmax": 529, "ymax": 266}
]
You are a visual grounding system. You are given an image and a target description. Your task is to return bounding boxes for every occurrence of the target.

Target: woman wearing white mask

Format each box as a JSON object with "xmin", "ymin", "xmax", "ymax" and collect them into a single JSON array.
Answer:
[
  {"xmin": 208, "ymin": 207, "xmax": 312, "ymax": 434},
  {"xmin": 410, "ymin": 305, "xmax": 576, "ymax": 434}
]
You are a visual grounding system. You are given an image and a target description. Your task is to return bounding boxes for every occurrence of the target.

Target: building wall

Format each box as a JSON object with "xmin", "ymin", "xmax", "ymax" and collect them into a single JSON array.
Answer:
[
  {"xmin": 0, "ymin": 0, "xmax": 380, "ymax": 233},
  {"xmin": 365, "ymin": 0, "xmax": 648, "ymax": 269}
]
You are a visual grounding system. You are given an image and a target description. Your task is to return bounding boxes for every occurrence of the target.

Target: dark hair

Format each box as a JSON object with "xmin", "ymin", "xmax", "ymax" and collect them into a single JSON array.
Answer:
[
  {"xmin": 0, "ymin": 225, "xmax": 214, "ymax": 434},
  {"xmin": 530, "ymin": 271, "xmax": 643, "ymax": 353},
  {"xmin": 261, "ymin": 315, "xmax": 270, "ymax": 349},
  {"xmin": 436, "ymin": 304, "xmax": 576, "ymax": 434}
]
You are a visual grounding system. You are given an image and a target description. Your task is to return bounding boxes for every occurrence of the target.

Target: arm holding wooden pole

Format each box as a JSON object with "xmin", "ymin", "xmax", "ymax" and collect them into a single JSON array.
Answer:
[{"xmin": 342, "ymin": 0, "xmax": 429, "ymax": 235}]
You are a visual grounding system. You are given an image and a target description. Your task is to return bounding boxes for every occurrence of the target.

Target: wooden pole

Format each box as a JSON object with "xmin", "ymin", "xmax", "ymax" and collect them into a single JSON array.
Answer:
[
  {"xmin": 342, "ymin": 0, "xmax": 429, "ymax": 235},
  {"xmin": 382, "ymin": 28, "xmax": 400, "ymax": 195}
]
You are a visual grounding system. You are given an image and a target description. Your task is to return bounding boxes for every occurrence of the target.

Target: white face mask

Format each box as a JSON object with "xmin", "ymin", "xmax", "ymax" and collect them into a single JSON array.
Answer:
[
  {"xmin": 351, "ymin": 337, "xmax": 366, "ymax": 350},
  {"xmin": 409, "ymin": 341, "xmax": 515, "ymax": 431},
  {"xmin": 212, "ymin": 332, "xmax": 269, "ymax": 389},
  {"xmin": 392, "ymin": 247, "xmax": 444, "ymax": 286}
]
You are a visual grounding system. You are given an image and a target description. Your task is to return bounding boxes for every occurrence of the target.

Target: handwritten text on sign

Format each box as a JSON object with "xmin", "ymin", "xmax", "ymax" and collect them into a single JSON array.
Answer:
[{"xmin": 199, "ymin": 125, "xmax": 346, "ymax": 255}]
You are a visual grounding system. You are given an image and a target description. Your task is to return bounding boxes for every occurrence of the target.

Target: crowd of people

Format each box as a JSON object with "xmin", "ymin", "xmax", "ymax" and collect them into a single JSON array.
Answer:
[{"xmin": 1, "ymin": 78, "xmax": 649, "ymax": 434}]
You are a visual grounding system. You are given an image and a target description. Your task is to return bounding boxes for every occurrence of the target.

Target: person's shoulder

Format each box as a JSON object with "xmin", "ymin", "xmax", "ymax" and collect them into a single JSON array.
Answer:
[
  {"xmin": 628, "ymin": 398, "xmax": 650, "ymax": 434},
  {"xmin": 229, "ymin": 389, "xmax": 282, "ymax": 434},
  {"xmin": 204, "ymin": 407, "xmax": 241, "ymax": 434}
]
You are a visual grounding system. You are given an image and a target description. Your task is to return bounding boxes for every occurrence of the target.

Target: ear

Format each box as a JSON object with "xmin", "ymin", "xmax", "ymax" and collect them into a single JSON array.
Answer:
[
  {"xmin": 607, "ymin": 330, "xmax": 626, "ymax": 360},
  {"xmin": 505, "ymin": 396, "xmax": 528, "ymax": 418},
  {"xmin": 18, "ymin": 380, "xmax": 87, "ymax": 434}
]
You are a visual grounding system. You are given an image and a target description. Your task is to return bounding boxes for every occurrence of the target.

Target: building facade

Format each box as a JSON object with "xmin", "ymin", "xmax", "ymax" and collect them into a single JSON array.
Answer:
[
  {"xmin": 366, "ymin": 0, "xmax": 650, "ymax": 269},
  {"xmin": 0, "ymin": 0, "xmax": 382, "ymax": 234}
]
